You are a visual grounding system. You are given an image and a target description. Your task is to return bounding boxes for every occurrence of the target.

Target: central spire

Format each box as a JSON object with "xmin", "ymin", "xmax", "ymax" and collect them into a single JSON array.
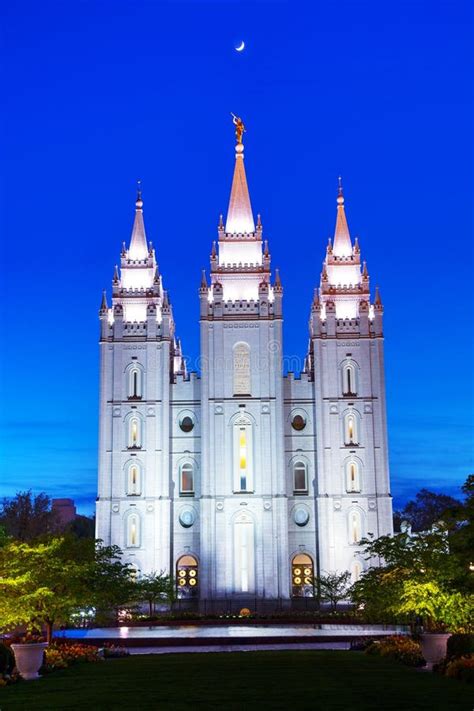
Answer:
[
  {"xmin": 128, "ymin": 181, "xmax": 148, "ymax": 260},
  {"xmin": 332, "ymin": 177, "xmax": 353, "ymax": 257},
  {"xmin": 225, "ymin": 115, "xmax": 255, "ymax": 234}
]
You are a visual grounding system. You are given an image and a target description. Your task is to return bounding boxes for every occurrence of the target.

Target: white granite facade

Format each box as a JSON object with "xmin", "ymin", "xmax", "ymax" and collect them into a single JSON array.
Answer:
[{"xmin": 96, "ymin": 135, "xmax": 393, "ymax": 604}]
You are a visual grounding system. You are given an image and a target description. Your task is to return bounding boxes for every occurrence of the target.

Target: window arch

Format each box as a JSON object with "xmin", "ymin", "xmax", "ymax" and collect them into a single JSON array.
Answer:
[
  {"xmin": 233, "ymin": 342, "xmax": 251, "ymax": 396},
  {"xmin": 127, "ymin": 364, "xmax": 144, "ymax": 399},
  {"xmin": 126, "ymin": 460, "xmax": 142, "ymax": 495},
  {"xmin": 344, "ymin": 412, "xmax": 359, "ymax": 446},
  {"xmin": 127, "ymin": 415, "xmax": 143, "ymax": 448},
  {"xmin": 293, "ymin": 460, "xmax": 308, "ymax": 493},
  {"xmin": 291, "ymin": 553, "xmax": 314, "ymax": 597},
  {"xmin": 349, "ymin": 509, "xmax": 363, "ymax": 545},
  {"xmin": 180, "ymin": 462, "xmax": 194, "ymax": 495},
  {"xmin": 126, "ymin": 512, "xmax": 140, "ymax": 548},
  {"xmin": 176, "ymin": 554, "xmax": 198, "ymax": 598},
  {"xmin": 345, "ymin": 459, "xmax": 361, "ymax": 493},
  {"xmin": 342, "ymin": 361, "xmax": 357, "ymax": 396},
  {"xmin": 233, "ymin": 417, "xmax": 254, "ymax": 493}
]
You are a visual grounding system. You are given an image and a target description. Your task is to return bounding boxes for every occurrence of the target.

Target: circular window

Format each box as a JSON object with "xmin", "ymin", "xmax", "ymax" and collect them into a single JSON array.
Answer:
[
  {"xmin": 179, "ymin": 509, "xmax": 195, "ymax": 528},
  {"xmin": 291, "ymin": 414, "xmax": 306, "ymax": 431},
  {"xmin": 180, "ymin": 416, "xmax": 194, "ymax": 433},
  {"xmin": 294, "ymin": 507, "xmax": 310, "ymax": 527}
]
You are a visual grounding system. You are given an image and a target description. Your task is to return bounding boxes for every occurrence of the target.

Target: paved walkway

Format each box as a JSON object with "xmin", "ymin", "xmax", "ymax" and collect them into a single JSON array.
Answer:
[{"xmin": 129, "ymin": 642, "xmax": 351, "ymax": 655}]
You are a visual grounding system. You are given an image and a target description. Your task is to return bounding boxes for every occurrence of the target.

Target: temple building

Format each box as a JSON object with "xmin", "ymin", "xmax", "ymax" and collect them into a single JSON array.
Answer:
[{"xmin": 95, "ymin": 120, "xmax": 393, "ymax": 605}]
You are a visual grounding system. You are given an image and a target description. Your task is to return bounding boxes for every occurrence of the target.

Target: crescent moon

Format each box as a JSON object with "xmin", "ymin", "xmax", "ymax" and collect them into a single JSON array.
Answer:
[{"xmin": 235, "ymin": 41, "xmax": 245, "ymax": 52}]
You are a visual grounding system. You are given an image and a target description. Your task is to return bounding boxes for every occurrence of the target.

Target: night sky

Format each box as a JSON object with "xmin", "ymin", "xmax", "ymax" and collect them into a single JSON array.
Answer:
[{"xmin": 1, "ymin": 0, "xmax": 472, "ymax": 514}]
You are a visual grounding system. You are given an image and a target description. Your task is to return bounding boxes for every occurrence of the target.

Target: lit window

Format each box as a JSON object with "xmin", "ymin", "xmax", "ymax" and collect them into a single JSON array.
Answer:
[
  {"xmin": 126, "ymin": 513, "xmax": 140, "ymax": 548},
  {"xmin": 180, "ymin": 463, "xmax": 194, "ymax": 495},
  {"xmin": 346, "ymin": 460, "xmax": 361, "ymax": 493},
  {"xmin": 176, "ymin": 555, "xmax": 198, "ymax": 598},
  {"xmin": 349, "ymin": 510, "xmax": 362, "ymax": 544},
  {"xmin": 128, "ymin": 416, "xmax": 142, "ymax": 448},
  {"xmin": 127, "ymin": 462, "xmax": 141, "ymax": 495},
  {"xmin": 344, "ymin": 413, "xmax": 359, "ymax": 445},
  {"xmin": 291, "ymin": 553, "xmax": 314, "ymax": 598},
  {"xmin": 234, "ymin": 422, "xmax": 253, "ymax": 492},
  {"xmin": 293, "ymin": 461, "xmax": 308, "ymax": 493}
]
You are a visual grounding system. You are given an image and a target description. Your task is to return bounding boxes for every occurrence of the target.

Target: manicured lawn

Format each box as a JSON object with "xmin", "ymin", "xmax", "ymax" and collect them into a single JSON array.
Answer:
[{"xmin": 1, "ymin": 651, "xmax": 472, "ymax": 710}]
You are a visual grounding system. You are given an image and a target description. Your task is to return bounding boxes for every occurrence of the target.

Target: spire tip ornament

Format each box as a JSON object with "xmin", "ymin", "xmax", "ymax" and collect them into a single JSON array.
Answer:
[
  {"xmin": 136, "ymin": 179, "xmax": 143, "ymax": 210},
  {"xmin": 231, "ymin": 113, "xmax": 246, "ymax": 146}
]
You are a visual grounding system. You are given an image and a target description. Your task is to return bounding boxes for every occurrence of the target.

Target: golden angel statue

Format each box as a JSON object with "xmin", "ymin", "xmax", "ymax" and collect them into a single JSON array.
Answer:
[{"xmin": 231, "ymin": 113, "xmax": 245, "ymax": 144}]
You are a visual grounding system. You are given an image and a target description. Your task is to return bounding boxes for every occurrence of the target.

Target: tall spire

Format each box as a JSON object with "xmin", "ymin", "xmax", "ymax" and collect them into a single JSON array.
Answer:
[
  {"xmin": 128, "ymin": 181, "xmax": 148, "ymax": 260},
  {"xmin": 332, "ymin": 177, "xmax": 353, "ymax": 258},
  {"xmin": 225, "ymin": 115, "xmax": 255, "ymax": 234}
]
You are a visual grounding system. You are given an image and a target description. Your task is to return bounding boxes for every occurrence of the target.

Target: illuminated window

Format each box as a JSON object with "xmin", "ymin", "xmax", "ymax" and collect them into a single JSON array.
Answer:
[
  {"xmin": 349, "ymin": 510, "xmax": 362, "ymax": 544},
  {"xmin": 126, "ymin": 513, "xmax": 140, "ymax": 548},
  {"xmin": 176, "ymin": 555, "xmax": 198, "ymax": 598},
  {"xmin": 234, "ymin": 513, "xmax": 255, "ymax": 593},
  {"xmin": 233, "ymin": 342, "xmax": 251, "ymax": 396},
  {"xmin": 233, "ymin": 420, "xmax": 253, "ymax": 492},
  {"xmin": 292, "ymin": 553, "xmax": 314, "ymax": 598},
  {"xmin": 128, "ymin": 416, "xmax": 142, "ymax": 448},
  {"xmin": 346, "ymin": 460, "xmax": 361, "ymax": 493},
  {"xmin": 127, "ymin": 365, "xmax": 143, "ymax": 399},
  {"xmin": 180, "ymin": 463, "xmax": 194, "ymax": 495},
  {"xmin": 344, "ymin": 413, "xmax": 359, "ymax": 445},
  {"xmin": 351, "ymin": 560, "xmax": 363, "ymax": 583},
  {"xmin": 127, "ymin": 462, "xmax": 141, "ymax": 495},
  {"xmin": 293, "ymin": 461, "xmax": 308, "ymax": 493},
  {"xmin": 343, "ymin": 363, "xmax": 357, "ymax": 396}
]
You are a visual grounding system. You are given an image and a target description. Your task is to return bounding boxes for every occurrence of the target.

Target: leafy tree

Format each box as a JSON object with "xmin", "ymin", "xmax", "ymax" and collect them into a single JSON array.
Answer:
[
  {"xmin": 400, "ymin": 488, "xmax": 460, "ymax": 533},
  {"xmin": 0, "ymin": 536, "xmax": 134, "ymax": 642},
  {"xmin": 316, "ymin": 571, "xmax": 351, "ymax": 611},
  {"xmin": 0, "ymin": 526, "xmax": 8, "ymax": 548},
  {"xmin": 0, "ymin": 490, "xmax": 59, "ymax": 541},
  {"xmin": 136, "ymin": 571, "xmax": 175, "ymax": 618},
  {"xmin": 65, "ymin": 514, "xmax": 96, "ymax": 539}
]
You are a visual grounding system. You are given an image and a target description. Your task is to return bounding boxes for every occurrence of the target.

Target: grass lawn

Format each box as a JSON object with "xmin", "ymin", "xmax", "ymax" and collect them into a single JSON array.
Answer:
[{"xmin": 1, "ymin": 651, "xmax": 472, "ymax": 710}]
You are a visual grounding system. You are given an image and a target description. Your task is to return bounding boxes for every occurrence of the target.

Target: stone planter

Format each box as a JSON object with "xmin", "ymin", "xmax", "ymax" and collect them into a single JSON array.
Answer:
[
  {"xmin": 11, "ymin": 642, "xmax": 48, "ymax": 680},
  {"xmin": 420, "ymin": 633, "xmax": 450, "ymax": 670}
]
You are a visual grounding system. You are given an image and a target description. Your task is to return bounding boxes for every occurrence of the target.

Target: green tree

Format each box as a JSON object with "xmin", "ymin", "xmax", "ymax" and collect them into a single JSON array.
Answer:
[
  {"xmin": 0, "ymin": 536, "xmax": 134, "ymax": 642},
  {"xmin": 399, "ymin": 488, "xmax": 460, "ymax": 532},
  {"xmin": 317, "ymin": 571, "xmax": 351, "ymax": 611},
  {"xmin": 0, "ymin": 490, "xmax": 59, "ymax": 541},
  {"xmin": 136, "ymin": 571, "xmax": 175, "ymax": 618}
]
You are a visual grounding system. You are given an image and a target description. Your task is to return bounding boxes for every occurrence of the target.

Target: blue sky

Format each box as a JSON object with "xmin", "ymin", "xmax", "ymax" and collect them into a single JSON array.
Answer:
[{"xmin": 1, "ymin": 0, "xmax": 473, "ymax": 514}]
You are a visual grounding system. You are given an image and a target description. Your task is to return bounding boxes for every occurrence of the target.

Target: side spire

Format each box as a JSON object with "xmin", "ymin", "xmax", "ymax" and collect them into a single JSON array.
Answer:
[
  {"xmin": 225, "ymin": 115, "xmax": 255, "ymax": 234},
  {"xmin": 128, "ymin": 180, "xmax": 148, "ymax": 260},
  {"xmin": 332, "ymin": 176, "xmax": 353, "ymax": 257}
]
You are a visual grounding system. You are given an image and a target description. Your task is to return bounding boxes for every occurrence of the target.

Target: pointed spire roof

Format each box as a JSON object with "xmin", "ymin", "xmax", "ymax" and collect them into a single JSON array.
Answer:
[
  {"xmin": 99, "ymin": 290, "xmax": 108, "ymax": 312},
  {"xmin": 128, "ymin": 182, "xmax": 148, "ymax": 260},
  {"xmin": 333, "ymin": 177, "xmax": 353, "ymax": 258},
  {"xmin": 225, "ymin": 117, "xmax": 255, "ymax": 234}
]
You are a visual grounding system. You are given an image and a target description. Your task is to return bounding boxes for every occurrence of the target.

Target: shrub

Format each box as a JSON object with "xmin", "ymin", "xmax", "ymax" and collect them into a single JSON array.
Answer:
[
  {"xmin": 445, "ymin": 655, "xmax": 474, "ymax": 684},
  {"xmin": 42, "ymin": 643, "xmax": 101, "ymax": 673},
  {"xmin": 447, "ymin": 633, "xmax": 474, "ymax": 660},
  {"xmin": 365, "ymin": 636, "xmax": 425, "ymax": 667},
  {"xmin": 0, "ymin": 643, "xmax": 14, "ymax": 675}
]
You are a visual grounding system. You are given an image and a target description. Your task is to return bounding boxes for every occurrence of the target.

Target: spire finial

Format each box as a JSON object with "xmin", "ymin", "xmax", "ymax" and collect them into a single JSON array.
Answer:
[
  {"xmin": 231, "ymin": 113, "xmax": 245, "ymax": 145},
  {"xmin": 337, "ymin": 176, "xmax": 344, "ymax": 205},
  {"xmin": 113, "ymin": 264, "xmax": 119, "ymax": 283},
  {"xmin": 136, "ymin": 179, "xmax": 143, "ymax": 210}
]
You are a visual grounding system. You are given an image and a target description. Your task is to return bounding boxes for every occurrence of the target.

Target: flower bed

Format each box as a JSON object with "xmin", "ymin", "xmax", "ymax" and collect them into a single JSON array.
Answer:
[{"xmin": 365, "ymin": 636, "xmax": 425, "ymax": 667}]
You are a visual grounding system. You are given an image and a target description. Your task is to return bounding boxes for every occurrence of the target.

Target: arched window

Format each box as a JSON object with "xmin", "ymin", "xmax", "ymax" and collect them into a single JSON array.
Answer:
[
  {"xmin": 128, "ymin": 366, "xmax": 143, "ymax": 399},
  {"xmin": 128, "ymin": 416, "xmax": 142, "ymax": 448},
  {"xmin": 233, "ymin": 342, "xmax": 251, "ymax": 396},
  {"xmin": 126, "ymin": 513, "xmax": 140, "ymax": 548},
  {"xmin": 342, "ymin": 362, "xmax": 357, "ymax": 396},
  {"xmin": 180, "ymin": 463, "xmax": 194, "ymax": 495},
  {"xmin": 176, "ymin": 554, "xmax": 198, "ymax": 598},
  {"xmin": 233, "ymin": 419, "xmax": 254, "ymax": 493},
  {"xmin": 344, "ymin": 412, "xmax": 359, "ymax": 445},
  {"xmin": 349, "ymin": 510, "xmax": 362, "ymax": 545},
  {"xmin": 291, "ymin": 553, "xmax": 314, "ymax": 598},
  {"xmin": 234, "ymin": 513, "xmax": 255, "ymax": 593},
  {"xmin": 127, "ymin": 461, "xmax": 141, "ymax": 495},
  {"xmin": 345, "ymin": 460, "xmax": 361, "ymax": 493},
  {"xmin": 351, "ymin": 560, "xmax": 363, "ymax": 583},
  {"xmin": 293, "ymin": 461, "xmax": 308, "ymax": 493}
]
